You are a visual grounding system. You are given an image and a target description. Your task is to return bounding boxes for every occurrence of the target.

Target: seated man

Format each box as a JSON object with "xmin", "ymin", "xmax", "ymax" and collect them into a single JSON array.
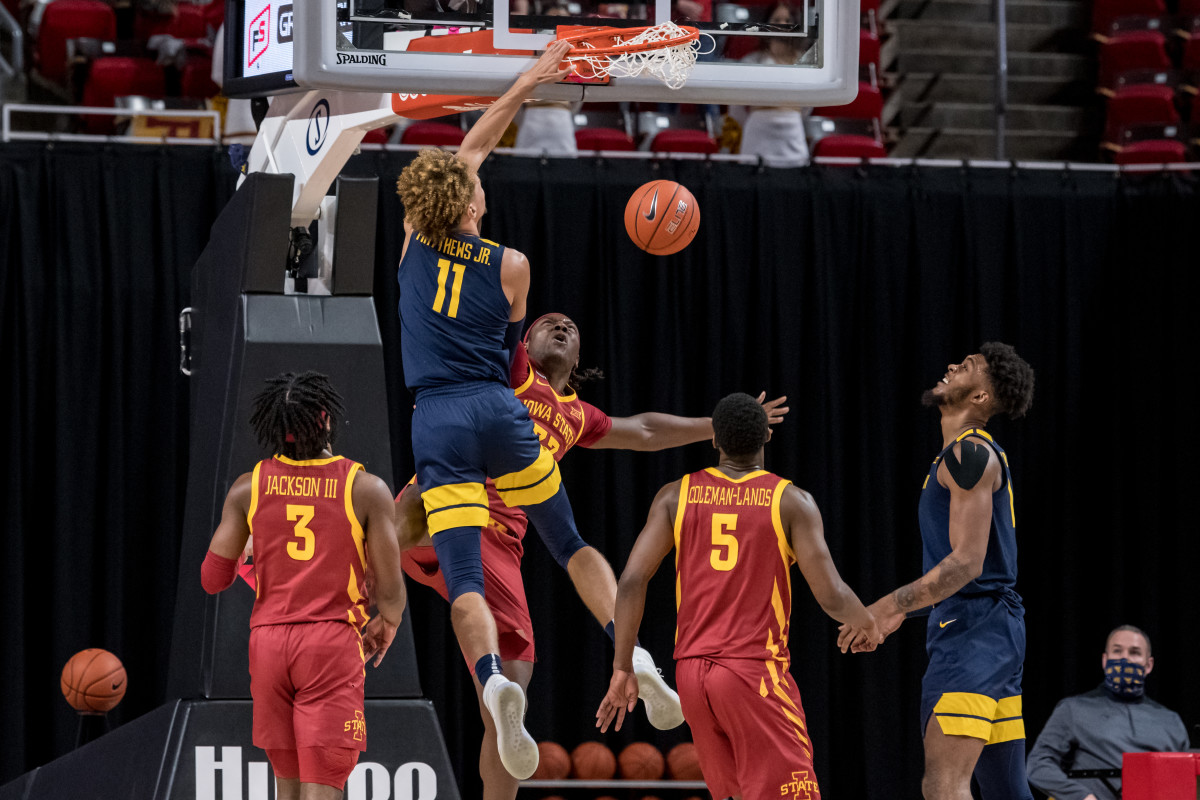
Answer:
[{"xmin": 1026, "ymin": 625, "xmax": 1190, "ymax": 800}]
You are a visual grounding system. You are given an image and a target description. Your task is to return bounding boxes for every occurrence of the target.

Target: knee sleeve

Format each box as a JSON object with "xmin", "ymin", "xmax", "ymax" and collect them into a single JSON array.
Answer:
[
  {"xmin": 432, "ymin": 526, "xmax": 485, "ymax": 602},
  {"xmin": 974, "ymin": 740, "xmax": 1034, "ymax": 800},
  {"xmin": 297, "ymin": 746, "xmax": 360, "ymax": 789},
  {"xmin": 265, "ymin": 748, "xmax": 300, "ymax": 780},
  {"xmin": 521, "ymin": 483, "xmax": 588, "ymax": 570}
]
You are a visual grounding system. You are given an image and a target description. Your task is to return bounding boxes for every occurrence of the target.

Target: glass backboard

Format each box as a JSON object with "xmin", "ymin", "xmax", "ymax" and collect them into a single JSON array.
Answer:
[{"xmin": 285, "ymin": 0, "xmax": 860, "ymax": 106}]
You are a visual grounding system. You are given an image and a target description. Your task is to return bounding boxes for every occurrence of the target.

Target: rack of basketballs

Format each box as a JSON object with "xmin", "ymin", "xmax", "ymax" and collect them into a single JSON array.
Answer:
[{"xmin": 521, "ymin": 739, "xmax": 708, "ymax": 799}]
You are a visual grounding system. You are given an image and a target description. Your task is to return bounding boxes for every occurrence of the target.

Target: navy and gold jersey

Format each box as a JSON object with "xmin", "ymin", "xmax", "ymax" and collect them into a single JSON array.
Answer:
[
  {"xmin": 918, "ymin": 428, "xmax": 1021, "ymax": 603},
  {"xmin": 398, "ymin": 231, "xmax": 510, "ymax": 392}
]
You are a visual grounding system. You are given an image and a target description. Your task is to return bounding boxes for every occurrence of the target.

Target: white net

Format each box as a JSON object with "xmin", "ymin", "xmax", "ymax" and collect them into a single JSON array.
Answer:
[{"xmin": 565, "ymin": 22, "xmax": 713, "ymax": 90}]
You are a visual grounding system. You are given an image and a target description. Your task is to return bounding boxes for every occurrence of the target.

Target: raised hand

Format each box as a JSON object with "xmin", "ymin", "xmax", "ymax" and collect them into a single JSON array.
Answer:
[
  {"xmin": 756, "ymin": 392, "xmax": 790, "ymax": 427},
  {"xmin": 595, "ymin": 668, "xmax": 640, "ymax": 733},
  {"xmin": 518, "ymin": 40, "xmax": 574, "ymax": 88}
]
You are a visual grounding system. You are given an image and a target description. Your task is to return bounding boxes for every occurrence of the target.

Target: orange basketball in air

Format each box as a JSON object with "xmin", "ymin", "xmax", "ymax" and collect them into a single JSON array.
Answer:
[
  {"xmin": 571, "ymin": 740, "xmax": 617, "ymax": 779},
  {"xmin": 624, "ymin": 179, "xmax": 700, "ymax": 256},
  {"xmin": 60, "ymin": 648, "xmax": 127, "ymax": 714}
]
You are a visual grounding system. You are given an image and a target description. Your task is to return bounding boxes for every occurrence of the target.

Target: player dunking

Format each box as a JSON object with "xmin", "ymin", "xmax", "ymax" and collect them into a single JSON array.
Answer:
[
  {"xmin": 201, "ymin": 372, "xmax": 406, "ymax": 800},
  {"xmin": 395, "ymin": 313, "xmax": 788, "ymax": 800},
  {"xmin": 392, "ymin": 42, "xmax": 619, "ymax": 780},
  {"xmin": 597, "ymin": 392, "xmax": 880, "ymax": 800},
  {"xmin": 841, "ymin": 343, "xmax": 1035, "ymax": 800}
]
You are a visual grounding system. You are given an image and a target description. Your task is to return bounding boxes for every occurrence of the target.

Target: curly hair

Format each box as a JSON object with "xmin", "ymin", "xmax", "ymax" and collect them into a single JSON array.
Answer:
[
  {"xmin": 395, "ymin": 149, "xmax": 475, "ymax": 247},
  {"xmin": 980, "ymin": 342, "xmax": 1035, "ymax": 420},
  {"xmin": 712, "ymin": 393, "xmax": 769, "ymax": 458},
  {"xmin": 249, "ymin": 371, "xmax": 346, "ymax": 460}
]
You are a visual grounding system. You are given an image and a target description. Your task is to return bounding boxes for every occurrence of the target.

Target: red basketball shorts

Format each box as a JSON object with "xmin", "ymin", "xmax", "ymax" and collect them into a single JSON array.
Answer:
[
  {"xmin": 401, "ymin": 509, "xmax": 535, "ymax": 665},
  {"xmin": 249, "ymin": 620, "xmax": 369, "ymax": 752},
  {"xmin": 675, "ymin": 656, "xmax": 821, "ymax": 800}
]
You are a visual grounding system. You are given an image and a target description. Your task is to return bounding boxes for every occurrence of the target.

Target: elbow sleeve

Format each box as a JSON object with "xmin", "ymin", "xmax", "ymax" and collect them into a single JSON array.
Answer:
[{"xmin": 201, "ymin": 550, "xmax": 239, "ymax": 594}]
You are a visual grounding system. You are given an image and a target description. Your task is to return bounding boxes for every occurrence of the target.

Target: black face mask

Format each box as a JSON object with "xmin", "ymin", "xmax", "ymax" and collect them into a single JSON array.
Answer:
[{"xmin": 1104, "ymin": 658, "xmax": 1146, "ymax": 698}]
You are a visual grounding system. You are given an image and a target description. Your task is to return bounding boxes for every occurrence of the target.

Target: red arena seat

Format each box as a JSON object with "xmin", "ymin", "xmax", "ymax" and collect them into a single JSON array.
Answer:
[
  {"xmin": 575, "ymin": 127, "xmax": 636, "ymax": 151},
  {"xmin": 813, "ymin": 134, "xmax": 887, "ymax": 159},
  {"xmin": 1113, "ymin": 138, "xmax": 1188, "ymax": 163},
  {"xmin": 401, "ymin": 121, "xmax": 465, "ymax": 146},
  {"xmin": 1104, "ymin": 83, "xmax": 1180, "ymax": 141},
  {"xmin": 82, "ymin": 56, "xmax": 166, "ymax": 106},
  {"xmin": 167, "ymin": 4, "xmax": 210, "ymax": 39},
  {"xmin": 812, "ymin": 83, "xmax": 884, "ymax": 120},
  {"xmin": 360, "ymin": 128, "xmax": 391, "ymax": 145},
  {"xmin": 1091, "ymin": 0, "xmax": 1166, "ymax": 34},
  {"xmin": 180, "ymin": 56, "xmax": 220, "ymax": 99},
  {"xmin": 1098, "ymin": 30, "xmax": 1171, "ymax": 86},
  {"xmin": 80, "ymin": 56, "xmax": 166, "ymax": 133},
  {"xmin": 35, "ymin": 0, "xmax": 117, "ymax": 85},
  {"xmin": 1181, "ymin": 36, "xmax": 1200, "ymax": 72},
  {"xmin": 860, "ymin": 30, "xmax": 881, "ymax": 71},
  {"xmin": 648, "ymin": 129, "xmax": 719, "ymax": 154}
]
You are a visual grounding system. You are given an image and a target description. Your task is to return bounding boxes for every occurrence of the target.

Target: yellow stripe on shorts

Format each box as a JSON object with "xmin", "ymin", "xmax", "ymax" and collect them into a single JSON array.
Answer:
[
  {"xmin": 933, "ymin": 692, "xmax": 1026, "ymax": 744},
  {"xmin": 493, "ymin": 447, "xmax": 562, "ymax": 507},
  {"xmin": 423, "ymin": 482, "xmax": 490, "ymax": 534}
]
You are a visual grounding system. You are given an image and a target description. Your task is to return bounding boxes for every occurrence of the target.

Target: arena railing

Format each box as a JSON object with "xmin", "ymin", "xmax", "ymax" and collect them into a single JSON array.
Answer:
[{"xmin": 1, "ymin": 103, "xmax": 222, "ymax": 145}]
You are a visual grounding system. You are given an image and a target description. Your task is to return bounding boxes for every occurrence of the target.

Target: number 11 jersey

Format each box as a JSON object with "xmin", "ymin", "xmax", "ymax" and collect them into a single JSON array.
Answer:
[{"xmin": 398, "ymin": 231, "xmax": 510, "ymax": 393}]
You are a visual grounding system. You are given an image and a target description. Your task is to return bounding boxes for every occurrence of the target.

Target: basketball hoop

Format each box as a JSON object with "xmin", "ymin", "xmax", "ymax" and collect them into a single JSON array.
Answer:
[{"xmin": 555, "ymin": 23, "xmax": 713, "ymax": 90}]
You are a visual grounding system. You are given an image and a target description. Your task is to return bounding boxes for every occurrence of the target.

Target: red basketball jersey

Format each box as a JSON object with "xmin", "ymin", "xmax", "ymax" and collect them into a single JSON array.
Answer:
[
  {"xmin": 483, "ymin": 346, "xmax": 612, "ymax": 538},
  {"xmin": 673, "ymin": 468, "xmax": 797, "ymax": 666},
  {"xmin": 246, "ymin": 455, "xmax": 371, "ymax": 631}
]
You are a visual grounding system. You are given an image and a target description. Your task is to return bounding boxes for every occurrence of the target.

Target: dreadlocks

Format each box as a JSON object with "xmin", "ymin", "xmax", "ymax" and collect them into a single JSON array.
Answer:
[{"xmin": 250, "ymin": 371, "xmax": 346, "ymax": 460}]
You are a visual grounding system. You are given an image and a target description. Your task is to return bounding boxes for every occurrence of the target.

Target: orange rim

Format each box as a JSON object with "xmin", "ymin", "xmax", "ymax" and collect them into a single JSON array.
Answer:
[{"xmin": 556, "ymin": 25, "xmax": 700, "ymax": 58}]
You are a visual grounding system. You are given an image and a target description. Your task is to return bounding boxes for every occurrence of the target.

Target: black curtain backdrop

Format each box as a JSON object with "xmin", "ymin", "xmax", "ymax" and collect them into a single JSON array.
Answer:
[{"xmin": 2, "ymin": 142, "xmax": 1198, "ymax": 799}]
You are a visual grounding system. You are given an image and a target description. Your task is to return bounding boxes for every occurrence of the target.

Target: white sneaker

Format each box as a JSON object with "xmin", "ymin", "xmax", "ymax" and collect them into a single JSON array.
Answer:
[
  {"xmin": 482, "ymin": 675, "xmax": 540, "ymax": 779},
  {"xmin": 632, "ymin": 645, "xmax": 685, "ymax": 730}
]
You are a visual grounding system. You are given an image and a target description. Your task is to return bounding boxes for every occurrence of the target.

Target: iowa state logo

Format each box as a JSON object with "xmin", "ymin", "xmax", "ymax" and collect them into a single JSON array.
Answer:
[
  {"xmin": 344, "ymin": 710, "xmax": 366, "ymax": 741},
  {"xmin": 781, "ymin": 769, "xmax": 820, "ymax": 799}
]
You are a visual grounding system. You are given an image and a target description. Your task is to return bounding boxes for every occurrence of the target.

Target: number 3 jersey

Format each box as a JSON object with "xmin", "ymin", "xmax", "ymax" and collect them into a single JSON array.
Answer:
[
  {"xmin": 673, "ymin": 468, "xmax": 797, "ymax": 665},
  {"xmin": 245, "ymin": 455, "xmax": 371, "ymax": 631},
  {"xmin": 398, "ymin": 231, "xmax": 511, "ymax": 393}
]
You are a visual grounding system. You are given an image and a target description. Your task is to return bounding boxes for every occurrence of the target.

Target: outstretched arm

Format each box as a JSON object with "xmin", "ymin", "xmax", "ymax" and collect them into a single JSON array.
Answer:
[
  {"xmin": 457, "ymin": 41, "xmax": 572, "ymax": 173},
  {"xmin": 841, "ymin": 438, "xmax": 999, "ymax": 652},
  {"xmin": 595, "ymin": 481, "xmax": 679, "ymax": 732},
  {"xmin": 589, "ymin": 393, "xmax": 789, "ymax": 451}
]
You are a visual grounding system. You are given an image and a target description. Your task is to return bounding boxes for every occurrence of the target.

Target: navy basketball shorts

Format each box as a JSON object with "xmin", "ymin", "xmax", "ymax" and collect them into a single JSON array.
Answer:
[
  {"xmin": 921, "ymin": 593, "xmax": 1027, "ymax": 745},
  {"xmin": 411, "ymin": 381, "xmax": 562, "ymax": 535}
]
